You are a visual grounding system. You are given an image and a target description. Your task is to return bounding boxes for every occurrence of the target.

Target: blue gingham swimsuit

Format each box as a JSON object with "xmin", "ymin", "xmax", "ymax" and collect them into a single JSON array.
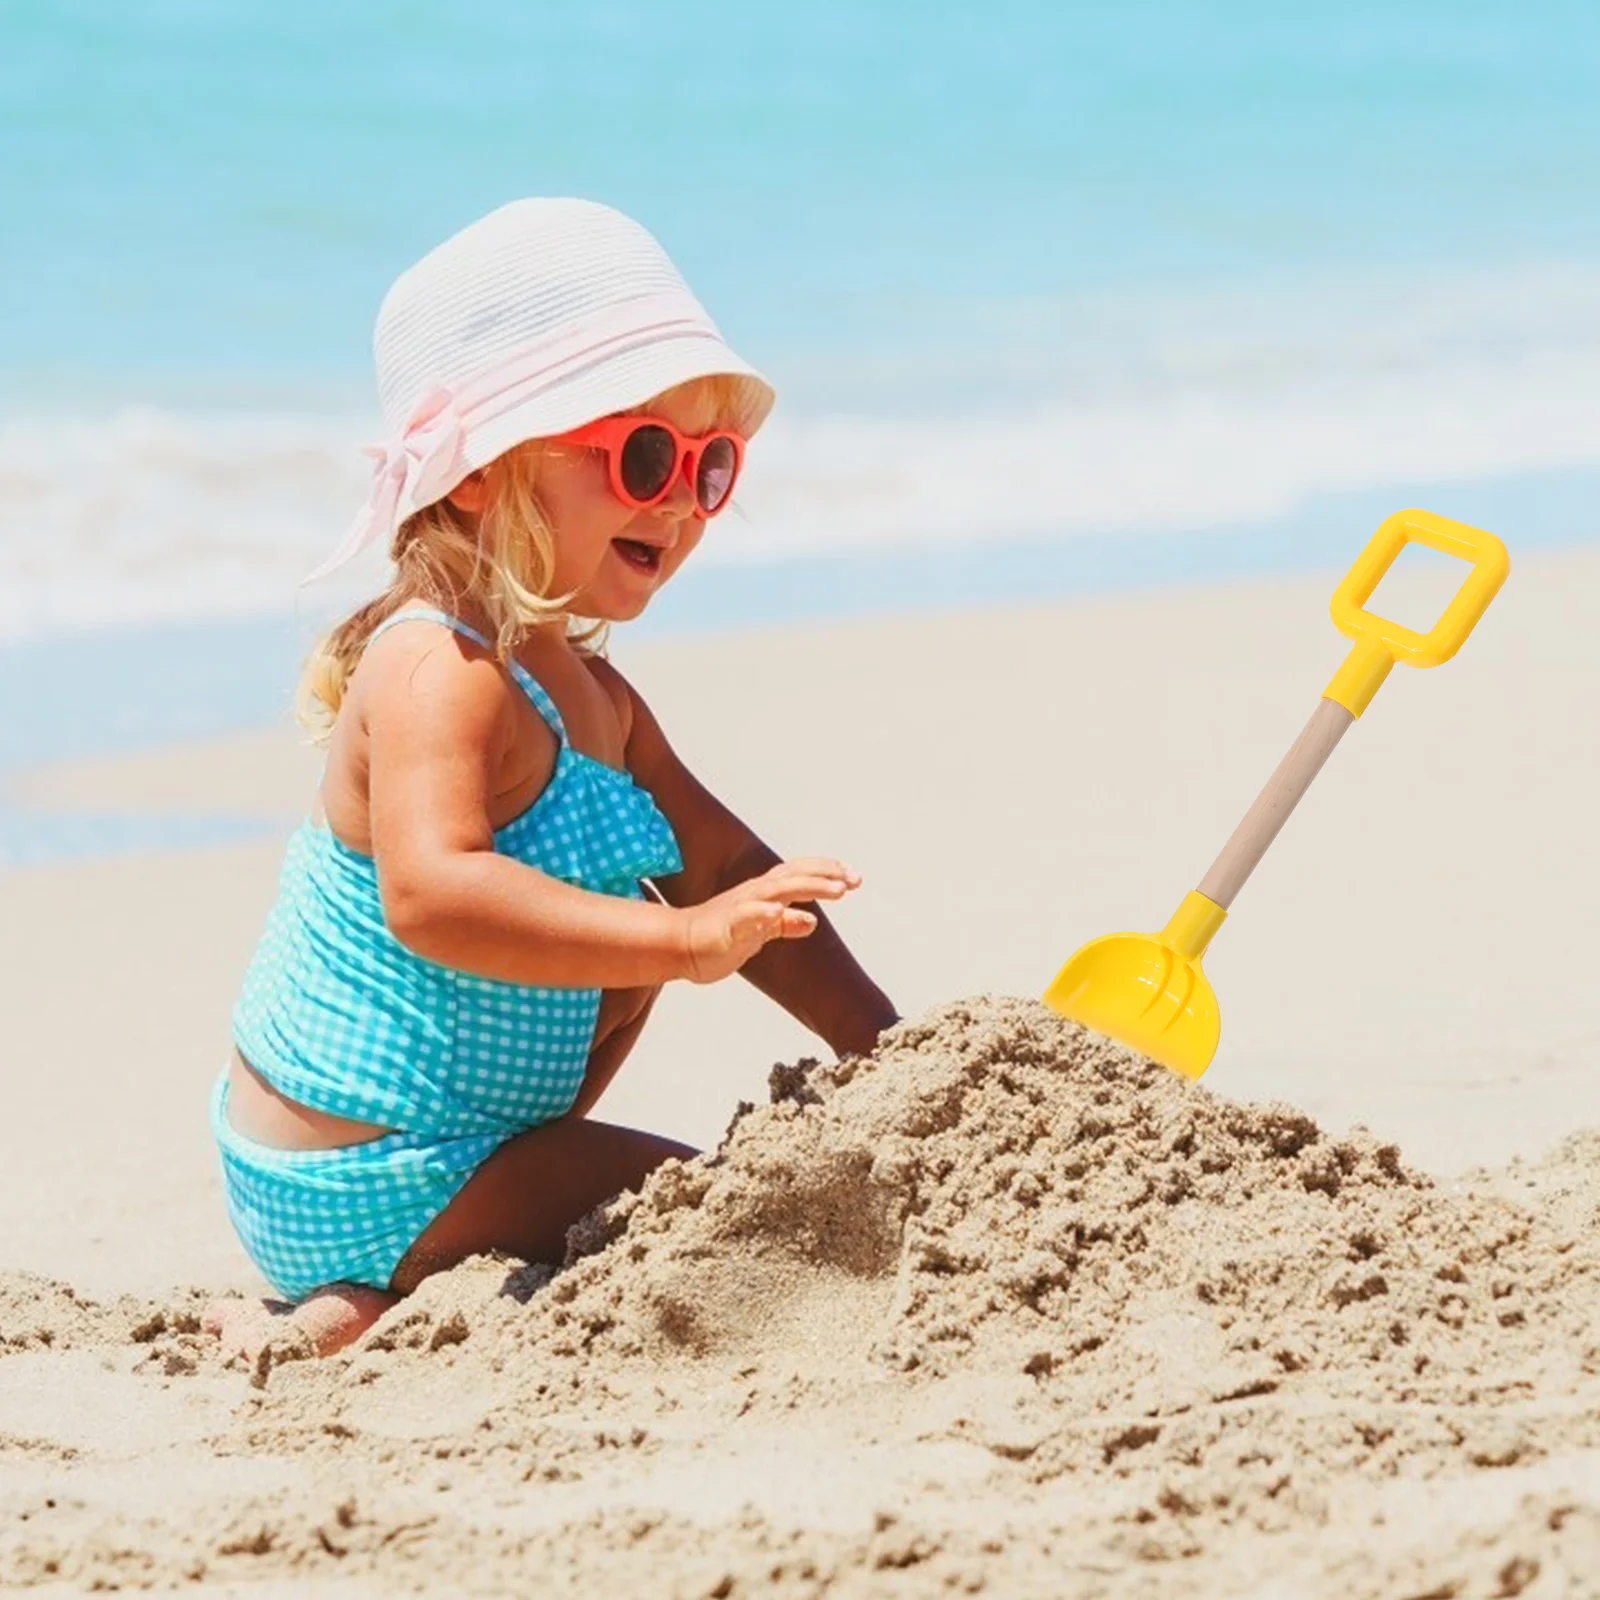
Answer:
[{"xmin": 212, "ymin": 608, "xmax": 683, "ymax": 1300}]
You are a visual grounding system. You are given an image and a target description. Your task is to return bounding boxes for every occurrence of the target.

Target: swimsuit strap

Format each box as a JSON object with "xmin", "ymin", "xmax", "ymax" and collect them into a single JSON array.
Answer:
[{"xmin": 366, "ymin": 607, "xmax": 569, "ymax": 746}]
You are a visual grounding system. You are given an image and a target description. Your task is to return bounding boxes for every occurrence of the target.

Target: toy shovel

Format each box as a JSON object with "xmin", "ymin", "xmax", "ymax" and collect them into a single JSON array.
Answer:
[{"xmin": 1043, "ymin": 508, "xmax": 1509, "ymax": 1079}]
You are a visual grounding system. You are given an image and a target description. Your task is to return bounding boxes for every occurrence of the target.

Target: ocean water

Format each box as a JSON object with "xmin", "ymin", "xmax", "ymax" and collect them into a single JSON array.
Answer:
[{"xmin": 3, "ymin": 1, "xmax": 1599, "ymax": 859}]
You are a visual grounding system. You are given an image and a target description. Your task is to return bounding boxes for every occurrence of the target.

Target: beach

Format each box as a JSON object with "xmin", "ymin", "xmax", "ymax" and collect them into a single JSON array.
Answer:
[
  {"xmin": 4, "ymin": 544, "xmax": 1599, "ymax": 1594},
  {"xmin": 7, "ymin": 2, "xmax": 1600, "ymax": 1590}
]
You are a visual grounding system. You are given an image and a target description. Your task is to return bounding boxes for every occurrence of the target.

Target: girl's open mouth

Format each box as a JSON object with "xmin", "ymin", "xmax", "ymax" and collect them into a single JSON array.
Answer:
[{"xmin": 613, "ymin": 537, "xmax": 663, "ymax": 576}]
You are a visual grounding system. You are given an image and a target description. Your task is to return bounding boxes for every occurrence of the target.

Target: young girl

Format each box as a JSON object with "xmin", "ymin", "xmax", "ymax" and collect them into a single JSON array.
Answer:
[{"xmin": 206, "ymin": 199, "xmax": 899, "ymax": 1361}]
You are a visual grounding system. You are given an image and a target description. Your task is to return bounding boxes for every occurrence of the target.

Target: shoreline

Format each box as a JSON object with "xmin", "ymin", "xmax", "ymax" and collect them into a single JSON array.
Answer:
[{"xmin": 4, "ymin": 461, "xmax": 1597, "ymax": 867}]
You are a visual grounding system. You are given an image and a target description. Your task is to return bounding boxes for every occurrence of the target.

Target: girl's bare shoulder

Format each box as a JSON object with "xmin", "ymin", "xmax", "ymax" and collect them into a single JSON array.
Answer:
[
  {"xmin": 348, "ymin": 615, "xmax": 521, "ymax": 745},
  {"xmin": 579, "ymin": 651, "xmax": 639, "ymax": 744}
]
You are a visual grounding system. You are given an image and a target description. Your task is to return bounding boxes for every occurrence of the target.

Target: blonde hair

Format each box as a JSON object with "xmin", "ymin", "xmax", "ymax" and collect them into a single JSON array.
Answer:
[{"xmin": 296, "ymin": 374, "xmax": 748, "ymax": 743}]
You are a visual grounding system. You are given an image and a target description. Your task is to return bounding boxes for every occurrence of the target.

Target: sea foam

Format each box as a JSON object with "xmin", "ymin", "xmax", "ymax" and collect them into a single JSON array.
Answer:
[{"xmin": 4, "ymin": 265, "xmax": 1599, "ymax": 646}]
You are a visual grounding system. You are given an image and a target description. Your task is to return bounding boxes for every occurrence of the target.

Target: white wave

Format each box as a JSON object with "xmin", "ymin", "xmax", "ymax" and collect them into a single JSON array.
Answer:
[
  {"xmin": 0, "ymin": 408, "xmax": 379, "ymax": 644},
  {"xmin": 4, "ymin": 262, "xmax": 1599, "ymax": 643}
]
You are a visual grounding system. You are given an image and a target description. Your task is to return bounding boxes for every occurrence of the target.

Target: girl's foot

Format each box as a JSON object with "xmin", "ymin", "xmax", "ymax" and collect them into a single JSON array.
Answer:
[{"xmin": 203, "ymin": 1285, "xmax": 397, "ymax": 1384}]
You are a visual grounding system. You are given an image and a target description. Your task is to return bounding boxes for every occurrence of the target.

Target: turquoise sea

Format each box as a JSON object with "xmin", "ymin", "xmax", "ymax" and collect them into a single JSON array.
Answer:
[{"xmin": 3, "ymin": 1, "xmax": 1599, "ymax": 860}]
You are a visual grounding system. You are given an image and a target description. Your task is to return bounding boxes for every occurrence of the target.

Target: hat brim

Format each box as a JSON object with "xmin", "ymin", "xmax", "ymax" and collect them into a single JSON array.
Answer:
[{"xmin": 399, "ymin": 332, "xmax": 775, "ymax": 523}]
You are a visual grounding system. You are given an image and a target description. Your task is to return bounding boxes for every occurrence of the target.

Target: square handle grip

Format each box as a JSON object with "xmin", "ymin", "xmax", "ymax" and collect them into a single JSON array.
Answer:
[
  {"xmin": 1323, "ymin": 510, "xmax": 1509, "ymax": 717},
  {"xmin": 1330, "ymin": 508, "xmax": 1510, "ymax": 668}
]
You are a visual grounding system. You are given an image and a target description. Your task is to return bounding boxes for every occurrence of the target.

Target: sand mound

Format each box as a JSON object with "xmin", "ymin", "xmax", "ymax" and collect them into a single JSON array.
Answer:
[
  {"xmin": 379, "ymin": 998, "xmax": 1599, "ymax": 1418},
  {"xmin": 7, "ymin": 997, "xmax": 1600, "ymax": 1596}
]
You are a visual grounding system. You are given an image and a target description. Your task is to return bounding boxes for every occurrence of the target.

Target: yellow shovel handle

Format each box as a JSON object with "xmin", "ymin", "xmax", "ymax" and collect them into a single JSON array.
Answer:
[
  {"xmin": 1190, "ymin": 509, "xmax": 1509, "ymax": 921},
  {"xmin": 1323, "ymin": 508, "xmax": 1510, "ymax": 717}
]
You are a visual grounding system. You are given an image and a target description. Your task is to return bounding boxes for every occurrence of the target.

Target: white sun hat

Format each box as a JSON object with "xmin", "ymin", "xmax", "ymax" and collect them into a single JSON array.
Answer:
[{"xmin": 305, "ymin": 198, "xmax": 776, "ymax": 583}]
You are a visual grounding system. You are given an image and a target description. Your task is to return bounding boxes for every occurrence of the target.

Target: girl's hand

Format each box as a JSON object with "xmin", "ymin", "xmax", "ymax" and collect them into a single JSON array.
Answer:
[{"xmin": 680, "ymin": 858, "xmax": 861, "ymax": 984}]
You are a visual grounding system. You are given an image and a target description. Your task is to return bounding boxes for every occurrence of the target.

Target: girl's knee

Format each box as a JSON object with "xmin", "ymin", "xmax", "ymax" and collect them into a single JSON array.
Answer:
[
  {"xmin": 595, "ymin": 983, "xmax": 659, "ymax": 1042},
  {"xmin": 568, "ymin": 986, "xmax": 661, "ymax": 1121}
]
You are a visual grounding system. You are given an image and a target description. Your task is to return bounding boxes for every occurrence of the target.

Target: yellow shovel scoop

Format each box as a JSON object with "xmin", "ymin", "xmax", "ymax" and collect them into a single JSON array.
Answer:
[{"xmin": 1043, "ymin": 508, "xmax": 1509, "ymax": 1079}]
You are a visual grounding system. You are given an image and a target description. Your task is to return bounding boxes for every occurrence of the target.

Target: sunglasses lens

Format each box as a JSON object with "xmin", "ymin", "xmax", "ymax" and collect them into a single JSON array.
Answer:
[
  {"xmin": 696, "ymin": 436, "xmax": 738, "ymax": 513},
  {"xmin": 618, "ymin": 425, "xmax": 677, "ymax": 503}
]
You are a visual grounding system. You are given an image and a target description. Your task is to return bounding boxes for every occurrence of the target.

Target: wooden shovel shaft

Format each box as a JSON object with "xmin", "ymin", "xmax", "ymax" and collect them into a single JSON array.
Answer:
[{"xmin": 1197, "ymin": 696, "xmax": 1355, "ymax": 911}]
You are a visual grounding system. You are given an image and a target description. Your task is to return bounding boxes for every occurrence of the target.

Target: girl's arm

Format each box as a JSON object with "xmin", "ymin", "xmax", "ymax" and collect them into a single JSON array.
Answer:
[
  {"xmin": 365, "ymin": 628, "xmax": 843, "ymax": 989},
  {"xmin": 608, "ymin": 664, "xmax": 901, "ymax": 1059}
]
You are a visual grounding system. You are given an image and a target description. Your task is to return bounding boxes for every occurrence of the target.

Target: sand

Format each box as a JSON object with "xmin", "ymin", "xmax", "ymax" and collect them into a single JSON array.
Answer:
[
  {"xmin": 4, "ymin": 549, "xmax": 1600, "ymax": 1593},
  {"xmin": 7, "ymin": 997, "xmax": 1600, "ymax": 1595}
]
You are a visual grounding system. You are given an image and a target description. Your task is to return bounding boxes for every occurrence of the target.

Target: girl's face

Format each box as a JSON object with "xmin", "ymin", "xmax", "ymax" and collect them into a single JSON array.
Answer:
[{"xmin": 537, "ymin": 380, "xmax": 728, "ymax": 623}]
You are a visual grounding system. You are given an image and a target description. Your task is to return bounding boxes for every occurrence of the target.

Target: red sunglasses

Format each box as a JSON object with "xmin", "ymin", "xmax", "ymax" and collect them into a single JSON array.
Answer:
[{"xmin": 553, "ymin": 415, "xmax": 746, "ymax": 518}]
